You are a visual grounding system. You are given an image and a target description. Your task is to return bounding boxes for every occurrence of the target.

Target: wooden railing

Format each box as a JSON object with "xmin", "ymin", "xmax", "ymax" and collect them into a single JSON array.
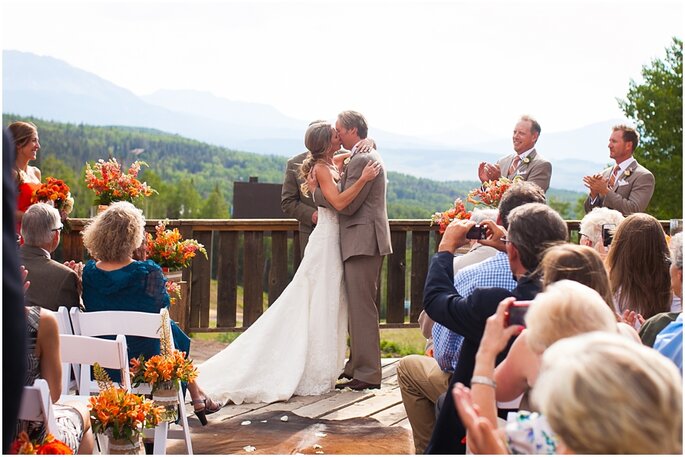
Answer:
[{"xmin": 59, "ymin": 219, "xmax": 586, "ymax": 333}]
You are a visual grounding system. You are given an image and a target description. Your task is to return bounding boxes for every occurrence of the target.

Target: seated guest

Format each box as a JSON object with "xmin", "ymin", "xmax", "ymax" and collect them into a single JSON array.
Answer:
[
  {"xmin": 454, "ymin": 332, "xmax": 682, "ymax": 454},
  {"xmin": 606, "ymin": 213, "xmax": 671, "ymax": 326},
  {"xmin": 81, "ymin": 202, "xmax": 220, "ymax": 425},
  {"xmin": 578, "ymin": 206, "xmax": 624, "ymax": 260},
  {"xmin": 18, "ymin": 306, "xmax": 94, "ymax": 454},
  {"xmin": 422, "ymin": 202, "xmax": 567, "ymax": 454},
  {"xmin": 20, "ymin": 203, "xmax": 82, "ymax": 311},
  {"xmin": 640, "ymin": 232, "xmax": 683, "ymax": 346},
  {"xmin": 654, "ymin": 314, "xmax": 683, "ymax": 374}
]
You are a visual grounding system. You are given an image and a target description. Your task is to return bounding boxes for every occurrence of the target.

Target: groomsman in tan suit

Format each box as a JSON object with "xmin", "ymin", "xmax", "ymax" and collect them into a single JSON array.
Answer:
[
  {"xmin": 478, "ymin": 115, "xmax": 552, "ymax": 192},
  {"xmin": 583, "ymin": 124, "xmax": 655, "ymax": 216},
  {"xmin": 315, "ymin": 110, "xmax": 392, "ymax": 390},
  {"xmin": 281, "ymin": 150, "xmax": 318, "ymax": 256}
]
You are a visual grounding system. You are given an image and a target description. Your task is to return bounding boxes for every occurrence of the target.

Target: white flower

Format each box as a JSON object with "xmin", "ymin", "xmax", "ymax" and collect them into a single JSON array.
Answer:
[
  {"xmin": 522, "ymin": 157, "xmax": 531, "ymax": 165},
  {"xmin": 241, "ymin": 421, "xmax": 252, "ymax": 426},
  {"xmin": 280, "ymin": 415, "xmax": 289, "ymax": 422},
  {"xmin": 243, "ymin": 446, "xmax": 256, "ymax": 452}
]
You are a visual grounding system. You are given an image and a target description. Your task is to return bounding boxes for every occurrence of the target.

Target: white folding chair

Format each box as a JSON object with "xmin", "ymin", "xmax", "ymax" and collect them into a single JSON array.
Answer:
[
  {"xmin": 70, "ymin": 308, "xmax": 193, "ymax": 455},
  {"xmin": 49, "ymin": 306, "xmax": 79, "ymax": 395},
  {"xmin": 18, "ymin": 379, "xmax": 58, "ymax": 436}
]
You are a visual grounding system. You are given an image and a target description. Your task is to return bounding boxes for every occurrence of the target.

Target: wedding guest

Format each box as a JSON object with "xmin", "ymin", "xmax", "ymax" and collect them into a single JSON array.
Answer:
[
  {"xmin": 583, "ymin": 124, "xmax": 655, "ymax": 215},
  {"xmin": 578, "ymin": 207, "xmax": 625, "ymax": 259},
  {"xmin": 20, "ymin": 203, "xmax": 82, "ymax": 311},
  {"xmin": 81, "ymin": 202, "xmax": 221, "ymax": 425},
  {"xmin": 18, "ymin": 306, "xmax": 94, "ymax": 454},
  {"xmin": 606, "ymin": 213, "xmax": 671, "ymax": 326},
  {"xmin": 477, "ymin": 116, "xmax": 552, "ymax": 192},
  {"xmin": 8, "ymin": 121, "xmax": 42, "ymax": 236}
]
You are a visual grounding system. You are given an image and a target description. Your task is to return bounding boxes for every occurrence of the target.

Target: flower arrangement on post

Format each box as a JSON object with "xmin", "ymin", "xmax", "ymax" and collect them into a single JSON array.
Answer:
[
  {"xmin": 430, "ymin": 198, "xmax": 471, "ymax": 235},
  {"xmin": 129, "ymin": 310, "xmax": 198, "ymax": 422},
  {"xmin": 146, "ymin": 220, "xmax": 208, "ymax": 270},
  {"xmin": 88, "ymin": 364, "xmax": 161, "ymax": 451},
  {"xmin": 467, "ymin": 176, "xmax": 520, "ymax": 209},
  {"xmin": 30, "ymin": 177, "xmax": 74, "ymax": 217},
  {"xmin": 165, "ymin": 280, "xmax": 181, "ymax": 306},
  {"xmin": 84, "ymin": 158, "xmax": 156, "ymax": 206},
  {"xmin": 9, "ymin": 432, "xmax": 73, "ymax": 455}
]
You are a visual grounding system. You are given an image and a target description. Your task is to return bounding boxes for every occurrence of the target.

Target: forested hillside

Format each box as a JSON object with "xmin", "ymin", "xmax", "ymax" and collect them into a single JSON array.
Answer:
[{"xmin": 3, "ymin": 115, "xmax": 585, "ymax": 219}]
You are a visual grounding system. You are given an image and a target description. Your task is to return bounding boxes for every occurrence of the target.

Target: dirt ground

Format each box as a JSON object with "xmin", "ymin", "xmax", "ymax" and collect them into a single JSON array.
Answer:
[{"xmin": 189, "ymin": 339, "xmax": 229, "ymax": 364}]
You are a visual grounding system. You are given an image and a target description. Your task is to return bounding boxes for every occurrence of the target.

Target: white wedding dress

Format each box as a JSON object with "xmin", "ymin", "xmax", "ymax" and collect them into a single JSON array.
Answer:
[{"xmin": 197, "ymin": 207, "xmax": 348, "ymax": 405}]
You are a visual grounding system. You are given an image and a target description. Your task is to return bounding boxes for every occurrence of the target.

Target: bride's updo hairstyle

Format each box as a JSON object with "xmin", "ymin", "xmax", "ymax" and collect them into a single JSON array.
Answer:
[{"xmin": 299, "ymin": 122, "xmax": 333, "ymax": 196}]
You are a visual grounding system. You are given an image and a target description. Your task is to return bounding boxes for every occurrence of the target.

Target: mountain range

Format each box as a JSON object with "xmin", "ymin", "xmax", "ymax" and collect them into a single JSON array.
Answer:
[{"xmin": 3, "ymin": 50, "xmax": 615, "ymax": 191}]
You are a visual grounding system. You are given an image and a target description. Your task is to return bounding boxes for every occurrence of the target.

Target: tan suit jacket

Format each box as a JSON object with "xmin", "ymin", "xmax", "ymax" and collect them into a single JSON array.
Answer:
[
  {"xmin": 497, "ymin": 149, "xmax": 552, "ymax": 192},
  {"xmin": 583, "ymin": 159, "xmax": 655, "ymax": 216},
  {"xmin": 280, "ymin": 151, "xmax": 317, "ymax": 254},
  {"xmin": 20, "ymin": 244, "xmax": 82, "ymax": 311}
]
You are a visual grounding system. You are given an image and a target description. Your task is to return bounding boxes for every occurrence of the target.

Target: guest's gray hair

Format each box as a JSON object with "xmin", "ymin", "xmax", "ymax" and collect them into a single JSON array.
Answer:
[
  {"xmin": 469, "ymin": 208, "xmax": 498, "ymax": 225},
  {"xmin": 579, "ymin": 207, "xmax": 625, "ymax": 248},
  {"xmin": 21, "ymin": 203, "xmax": 60, "ymax": 246},
  {"xmin": 671, "ymin": 232, "xmax": 683, "ymax": 270},
  {"xmin": 82, "ymin": 201, "xmax": 145, "ymax": 262},
  {"xmin": 507, "ymin": 203, "xmax": 568, "ymax": 272}
]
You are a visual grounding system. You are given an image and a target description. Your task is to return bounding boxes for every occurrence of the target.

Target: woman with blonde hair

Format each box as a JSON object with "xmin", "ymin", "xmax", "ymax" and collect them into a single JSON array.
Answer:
[
  {"xmin": 197, "ymin": 121, "xmax": 381, "ymax": 405},
  {"xmin": 606, "ymin": 213, "xmax": 671, "ymax": 324},
  {"xmin": 81, "ymin": 202, "xmax": 220, "ymax": 425},
  {"xmin": 9, "ymin": 121, "xmax": 42, "ymax": 235}
]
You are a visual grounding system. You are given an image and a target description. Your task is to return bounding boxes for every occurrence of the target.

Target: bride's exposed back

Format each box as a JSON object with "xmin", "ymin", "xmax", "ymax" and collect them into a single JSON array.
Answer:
[{"xmin": 196, "ymin": 122, "xmax": 380, "ymax": 405}]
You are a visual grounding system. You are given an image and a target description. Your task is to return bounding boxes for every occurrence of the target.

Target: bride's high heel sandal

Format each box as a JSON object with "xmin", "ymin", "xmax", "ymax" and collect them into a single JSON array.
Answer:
[{"xmin": 192, "ymin": 398, "xmax": 222, "ymax": 426}]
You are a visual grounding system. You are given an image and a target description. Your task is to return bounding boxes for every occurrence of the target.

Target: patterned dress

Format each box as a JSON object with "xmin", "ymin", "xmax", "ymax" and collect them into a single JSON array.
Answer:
[{"xmin": 18, "ymin": 306, "xmax": 84, "ymax": 453}]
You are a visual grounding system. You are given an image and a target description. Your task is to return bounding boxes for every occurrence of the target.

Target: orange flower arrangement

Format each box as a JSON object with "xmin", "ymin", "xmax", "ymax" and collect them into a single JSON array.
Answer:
[
  {"xmin": 146, "ymin": 220, "xmax": 207, "ymax": 270},
  {"xmin": 31, "ymin": 177, "xmax": 74, "ymax": 215},
  {"xmin": 88, "ymin": 364, "xmax": 161, "ymax": 441},
  {"xmin": 430, "ymin": 198, "xmax": 472, "ymax": 235},
  {"xmin": 467, "ymin": 176, "xmax": 520, "ymax": 208},
  {"xmin": 9, "ymin": 432, "xmax": 73, "ymax": 455},
  {"xmin": 165, "ymin": 280, "xmax": 181, "ymax": 306},
  {"xmin": 84, "ymin": 158, "xmax": 156, "ymax": 205}
]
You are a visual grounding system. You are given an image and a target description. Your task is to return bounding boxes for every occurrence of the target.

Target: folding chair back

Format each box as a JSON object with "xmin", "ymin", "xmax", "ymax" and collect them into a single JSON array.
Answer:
[
  {"xmin": 18, "ymin": 379, "xmax": 58, "ymax": 435},
  {"xmin": 59, "ymin": 334, "xmax": 131, "ymax": 392},
  {"xmin": 49, "ymin": 307, "xmax": 78, "ymax": 395}
]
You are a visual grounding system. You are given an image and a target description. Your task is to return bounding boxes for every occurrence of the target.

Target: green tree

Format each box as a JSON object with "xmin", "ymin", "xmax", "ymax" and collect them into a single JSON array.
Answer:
[
  {"xmin": 618, "ymin": 37, "xmax": 682, "ymax": 218},
  {"xmin": 200, "ymin": 184, "xmax": 230, "ymax": 218}
]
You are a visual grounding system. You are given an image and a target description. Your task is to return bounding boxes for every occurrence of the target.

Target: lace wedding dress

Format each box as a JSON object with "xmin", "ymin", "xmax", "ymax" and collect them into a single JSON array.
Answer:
[{"xmin": 197, "ymin": 207, "xmax": 348, "ymax": 405}]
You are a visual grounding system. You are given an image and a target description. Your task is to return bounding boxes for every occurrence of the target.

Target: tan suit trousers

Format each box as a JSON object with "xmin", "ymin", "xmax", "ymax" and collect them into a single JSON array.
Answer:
[{"xmin": 397, "ymin": 354, "xmax": 452, "ymax": 454}]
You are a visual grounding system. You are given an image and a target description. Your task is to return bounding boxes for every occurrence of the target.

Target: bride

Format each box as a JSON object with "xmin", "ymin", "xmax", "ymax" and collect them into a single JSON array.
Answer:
[{"xmin": 197, "ymin": 122, "xmax": 381, "ymax": 405}]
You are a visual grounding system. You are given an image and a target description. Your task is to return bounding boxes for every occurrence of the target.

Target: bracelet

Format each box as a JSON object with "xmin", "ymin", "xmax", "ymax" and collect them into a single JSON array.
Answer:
[{"xmin": 471, "ymin": 375, "xmax": 497, "ymax": 389}]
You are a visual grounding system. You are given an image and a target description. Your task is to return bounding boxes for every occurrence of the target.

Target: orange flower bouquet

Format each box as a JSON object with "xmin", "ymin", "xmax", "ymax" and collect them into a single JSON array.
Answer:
[
  {"xmin": 430, "ymin": 198, "xmax": 472, "ymax": 234},
  {"xmin": 31, "ymin": 177, "xmax": 74, "ymax": 215},
  {"xmin": 9, "ymin": 432, "xmax": 73, "ymax": 454},
  {"xmin": 88, "ymin": 364, "xmax": 161, "ymax": 445},
  {"xmin": 467, "ymin": 176, "xmax": 520, "ymax": 209},
  {"xmin": 165, "ymin": 280, "xmax": 181, "ymax": 306},
  {"xmin": 84, "ymin": 158, "xmax": 156, "ymax": 205},
  {"xmin": 146, "ymin": 220, "xmax": 207, "ymax": 270}
]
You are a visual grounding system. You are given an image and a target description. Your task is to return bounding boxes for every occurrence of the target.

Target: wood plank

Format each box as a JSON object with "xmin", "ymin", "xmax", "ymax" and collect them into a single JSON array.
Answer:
[
  {"xmin": 369, "ymin": 402, "xmax": 409, "ymax": 427},
  {"xmin": 243, "ymin": 231, "xmax": 264, "ymax": 326},
  {"xmin": 292, "ymin": 390, "xmax": 375, "ymax": 419},
  {"xmin": 216, "ymin": 232, "xmax": 238, "ymax": 327},
  {"xmin": 387, "ymin": 230, "xmax": 407, "ymax": 323},
  {"xmin": 410, "ymin": 231, "xmax": 429, "ymax": 323},
  {"xmin": 319, "ymin": 389, "xmax": 403, "ymax": 421},
  {"xmin": 268, "ymin": 232, "xmax": 288, "ymax": 305}
]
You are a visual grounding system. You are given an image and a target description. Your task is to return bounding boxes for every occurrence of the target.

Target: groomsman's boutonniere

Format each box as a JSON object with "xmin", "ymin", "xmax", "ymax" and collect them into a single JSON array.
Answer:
[
  {"xmin": 624, "ymin": 169, "xmax": 631, "ymax": 177},
  {"xmin": 522, "ymin": 157, "xmax": 531, "ymax": 165},
  {"xmin": 343, "ymin": 157, "xmax": 351, "ymax": 166}
]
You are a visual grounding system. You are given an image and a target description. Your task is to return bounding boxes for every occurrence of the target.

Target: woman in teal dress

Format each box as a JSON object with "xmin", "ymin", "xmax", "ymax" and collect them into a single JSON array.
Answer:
[{"xmin": 81, "ymin": 202, "xmax": 220, "ymax": 425}]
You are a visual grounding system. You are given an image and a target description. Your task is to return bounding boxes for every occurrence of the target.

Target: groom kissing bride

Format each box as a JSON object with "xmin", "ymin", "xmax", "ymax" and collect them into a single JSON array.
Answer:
[{"xmin": 197, "ymin": 111, "xmax": 392, "ymax": 405}]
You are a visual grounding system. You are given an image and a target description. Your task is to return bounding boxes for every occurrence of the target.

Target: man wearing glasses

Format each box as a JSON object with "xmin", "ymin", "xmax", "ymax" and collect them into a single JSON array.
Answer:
[{"xmin": 19, "ymin": 203, "xmax": 83, "ymax": 311}]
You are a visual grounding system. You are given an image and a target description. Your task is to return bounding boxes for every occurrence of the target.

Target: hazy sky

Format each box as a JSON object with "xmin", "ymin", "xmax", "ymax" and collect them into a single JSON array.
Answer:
[{"xmin": 2, "ymin": 0, "xmax": 682, "ymax": 138}]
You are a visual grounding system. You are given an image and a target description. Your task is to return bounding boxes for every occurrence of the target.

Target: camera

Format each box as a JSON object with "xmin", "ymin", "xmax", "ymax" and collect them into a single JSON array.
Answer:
[
  {"xmin": 465, "ymin": 224, "xmax": 487, "ymax": 240},
  {"xmin": 505, "ymin": 300, "xmax": 531, "ymax": 327},
  {"xmin": 602, "ymin": 224, "xmax": 616, "ymax": 247}
]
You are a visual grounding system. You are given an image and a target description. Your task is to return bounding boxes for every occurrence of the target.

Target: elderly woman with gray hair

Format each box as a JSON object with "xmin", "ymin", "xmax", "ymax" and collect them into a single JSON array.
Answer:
[
  {"xmin": 578, "ymin": 206, "xmax": 624, "ymax": 259},
  {"xmin": 81, "ymin": 201, "xmax": 220, "ymax": 425}
]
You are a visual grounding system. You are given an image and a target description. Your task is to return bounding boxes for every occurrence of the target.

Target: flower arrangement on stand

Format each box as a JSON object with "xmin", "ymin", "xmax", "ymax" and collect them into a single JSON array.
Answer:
[
  {"xmin": 88, "ymin": 364, "xmax": 161, "ymax": 454},
  {"xmin": 430, "ymin": 198, "xmax": 471, "ymax": 235},
  {"xmin": 467, "ymin": 176, "xmax": 520, "ymax": 209},
  {"xmin": 165, "ymin": 280, "xmax": 181, "ymax": 307},
  {"xmin": 9, "ymin": 432, "xmax": 73, "ymax": 455},
  {"xmin": 84, "ymin": 158, "xmax": 156, "ymax": 207},
  {"xmin": 129, "ymin": 310, "xmax": 198, "ymax": 423},
  {"xmin": 146, "ymin": 220, "xmax": 207, "ymax": 271},
  {"xmin": 31, "ymin": 177, "xmax": 74, "ymax": 219}
]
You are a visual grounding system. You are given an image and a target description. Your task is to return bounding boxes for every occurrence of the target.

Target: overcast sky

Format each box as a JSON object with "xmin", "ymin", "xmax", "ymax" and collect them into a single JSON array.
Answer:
[{"xmin": 2, "ymin": 0, "xmax": 682, "ymax": 138}]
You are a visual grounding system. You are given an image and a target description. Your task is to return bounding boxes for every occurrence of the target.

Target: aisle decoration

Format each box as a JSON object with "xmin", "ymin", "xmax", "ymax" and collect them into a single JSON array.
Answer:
[
  {"xmin": 84, "ymin": 158, "xmax": 156, "ymax": 206},
  {"xmin": 146, "ymin": 220, "xmax": 207, "ymax": 270},
  {"xmin": 9, "ymin": 432, "xmax": 73, "ymax": 455}
]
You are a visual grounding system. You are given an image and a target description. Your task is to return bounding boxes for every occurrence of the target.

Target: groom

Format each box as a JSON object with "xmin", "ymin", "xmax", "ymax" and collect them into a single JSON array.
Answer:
[{"xmin": 316, "ymin": 110, "xmax": 392, "ymax": 390}]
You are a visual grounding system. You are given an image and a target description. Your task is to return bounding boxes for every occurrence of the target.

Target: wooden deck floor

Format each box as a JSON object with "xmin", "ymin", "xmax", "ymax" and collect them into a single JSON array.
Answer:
[{"xmin": 172, "ymin": 358, "xmax": 412, "ymax": 454}]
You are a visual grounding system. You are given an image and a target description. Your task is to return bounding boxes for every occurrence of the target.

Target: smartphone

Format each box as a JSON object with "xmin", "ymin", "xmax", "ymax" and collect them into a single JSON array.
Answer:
[
  {"xmin": 465, "ymin": 224, "xmax": 487, "ymax": 240},
  {"xmin": 602, "ymin": 224, "xmax": 616, "ymax": 247},
  {"xmin": 505, "ymin": 300, "xmax": 531, "ymax": 327}
]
